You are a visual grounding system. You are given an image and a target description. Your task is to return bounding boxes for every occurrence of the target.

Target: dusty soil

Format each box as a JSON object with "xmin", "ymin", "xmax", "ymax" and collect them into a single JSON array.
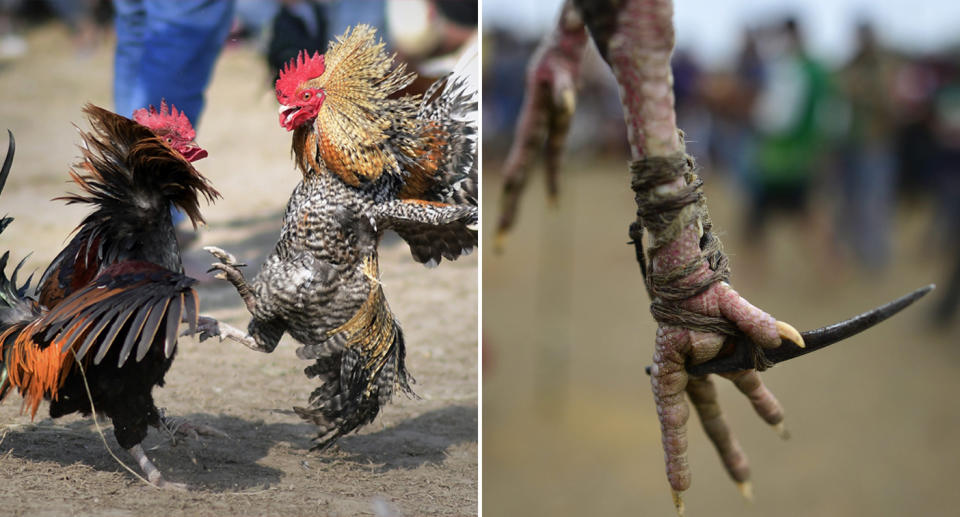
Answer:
[
  {"xmin": 483, "ymin": 150, "xmax": 960, "ymax": 516},
  {"xmin": 0, "ymin": 25, "xmax": 477, "ymax": 516}
]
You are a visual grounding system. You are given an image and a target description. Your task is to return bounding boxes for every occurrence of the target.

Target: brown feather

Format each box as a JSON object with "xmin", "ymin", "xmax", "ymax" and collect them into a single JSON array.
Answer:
[{"xmin": 328, "ymin": 256, "xmax": 400, "ymax": 395}]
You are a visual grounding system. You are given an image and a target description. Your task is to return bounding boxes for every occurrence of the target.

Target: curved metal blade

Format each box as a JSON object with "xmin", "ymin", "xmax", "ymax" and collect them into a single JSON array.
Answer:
[
  {"xmin": 644, "ymin": 284, "xmax": 936, "ymax": 377},
  {"xmin": 0, "ymin": 131, "xmax": 16, "ymax": 240},
  {"xmin": 0, "ymin": 130, "xmax": 14, "ymax": 196}
]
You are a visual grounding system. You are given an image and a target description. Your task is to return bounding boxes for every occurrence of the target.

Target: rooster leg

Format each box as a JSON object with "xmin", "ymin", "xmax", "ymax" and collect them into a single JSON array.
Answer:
[
  {"xmin": 204, "ymin": 246, "xmax": 255, "ymax": 313},
  {"xmin": 566, "ymin": 0, "xmax": 806, "ymax": 511},
  {"xmin": 496, "ymin": 0, "xmax": 588, "ymax": 249},
  {"xmin": 128, "ymin": 443, "xmax": 186, "ymax": 490}
]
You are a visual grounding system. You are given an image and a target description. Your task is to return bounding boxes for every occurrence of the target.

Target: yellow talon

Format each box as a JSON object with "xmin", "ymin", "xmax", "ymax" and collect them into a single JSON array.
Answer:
[
  {"xmin": 560, "ymin": 87, "xmax": 576, "ymax": 114},
  {"xmin": 671, "ymin": 489, "xmax": 685, "ymax": 517},
  {"xmin": 772, "ymin": 421, "xmax": 791, "ymax": 440},
  {"xmin": 776, "ymin": 320, "xmax": 804, "ymax": 348},
  {"xmin": 737, "ymin": 481, "xmax": 754, "ymax": 503},
  {"xmin": 493, "ymin": 230, "xmax": 507, "ymax": 254}
]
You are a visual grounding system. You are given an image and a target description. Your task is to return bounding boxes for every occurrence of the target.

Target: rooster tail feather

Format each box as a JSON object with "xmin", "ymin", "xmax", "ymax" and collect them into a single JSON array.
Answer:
[
  {"xmin": 0, "ymin": 129, "xmax": 43, "ymax": 406},
  {"xmin": 0, "ymin": 130, "xmax": 38, "ymax": 350},
  {"xmin": 0, "ymin": 220, "xmax": 64, "ymax": 415},
  {"xmin": 0, "ymin": 253, "xmax": 44, "ymax": 408}
]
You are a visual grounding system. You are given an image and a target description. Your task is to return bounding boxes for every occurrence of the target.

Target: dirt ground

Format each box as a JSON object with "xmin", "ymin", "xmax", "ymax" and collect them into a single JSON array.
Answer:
[
  {"xmin": 0, "ymin": 25, "xmax": 477, "ymax": 516},
  {"xmin": 483, "ymin": 149, "xmax": 960, "ymax": 516}
]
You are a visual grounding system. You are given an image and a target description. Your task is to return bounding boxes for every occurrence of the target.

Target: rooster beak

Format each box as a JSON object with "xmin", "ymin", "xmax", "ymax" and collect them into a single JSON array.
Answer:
[
  {"xmin": 279, "ymin": 104, "xmax": 301, "ymax": 130},
  {"xmin": 180, "ymin": 142, "xmax": 208, "ymax": 162},
  {"xmin": 642, "ymin": 284, "xmax": 936, "ymax": 376}
]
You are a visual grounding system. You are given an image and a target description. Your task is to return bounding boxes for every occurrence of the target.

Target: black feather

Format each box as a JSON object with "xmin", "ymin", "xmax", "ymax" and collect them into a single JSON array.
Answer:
[
  {"xmin": 163, "ymin": 294, "xmax": 181, "ymax": 358},
  {"xmin": 117, "ymin": 302, "xmax": 152, "ymax": 367},
  {"xmin": 76, "ymin": 305, "xmax": 122, "ymax": 361},
  {"xmin": 135, "ymin": 297, "xmax": 168, "ymax": 363}
]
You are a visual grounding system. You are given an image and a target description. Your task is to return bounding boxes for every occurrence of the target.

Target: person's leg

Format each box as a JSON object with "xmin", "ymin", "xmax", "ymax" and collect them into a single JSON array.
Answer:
[
  {"xmin": 113, "ymin": 0, "xmax": 147, "ymax": 117},
  {"xmin": 134, "ymin": 0, "xmax": 235, "ymax": 125},
  {"xmin": 131, "ymin": 0, "xmax": 233, "ymax": 232},
  {"xmin": 858, "ymin": 144, "xmax": 894, "ymax": 269}
]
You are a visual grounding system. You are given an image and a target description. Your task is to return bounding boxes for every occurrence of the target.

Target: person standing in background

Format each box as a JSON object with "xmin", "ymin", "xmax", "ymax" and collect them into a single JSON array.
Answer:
[
  {"xmin": 112, "ymin": 0, "xmax": 235, "ymax": 246},
  {"xmin": 266, "ymin": 0, "xmax": 329, "ymax": 82},
  {"xmin": 114, "ymin": 0, "xmax": 234, "ymax": 124},
  {"xmin": 746, "ymin": 18, "xmax": 830, "ymax": 258},
  {"xmin": 837, "ymin": 21, "xmax": 897, "ymax": 271}
]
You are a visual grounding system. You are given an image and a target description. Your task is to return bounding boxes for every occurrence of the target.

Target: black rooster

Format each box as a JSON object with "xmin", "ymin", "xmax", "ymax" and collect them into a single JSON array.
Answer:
[{"xmin": 0, "ymin": 104, "xmax": 218, "ymax": 487}]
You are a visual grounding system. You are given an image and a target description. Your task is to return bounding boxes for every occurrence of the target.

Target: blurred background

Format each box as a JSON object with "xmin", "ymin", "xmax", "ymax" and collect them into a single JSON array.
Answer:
[
  {"xmin": 483, "ymin": 1, "xmax": 960, "ymax": 516},
  {"xmin": 0, "ymin": 1, "xmax": 477, "ymax": 515}
]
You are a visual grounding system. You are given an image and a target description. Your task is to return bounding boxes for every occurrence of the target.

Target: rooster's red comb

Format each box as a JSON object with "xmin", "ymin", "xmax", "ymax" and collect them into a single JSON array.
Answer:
[
  {"xmin": 133, "ymin": 100, "xmax": 196, "ymax": 140},
  {"xmin": 276, "ymin": 50, "xmax": 326, "ymax": 95}
]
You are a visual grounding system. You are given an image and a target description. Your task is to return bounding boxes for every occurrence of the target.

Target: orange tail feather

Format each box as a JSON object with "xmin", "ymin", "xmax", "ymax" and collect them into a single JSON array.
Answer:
[{"xmin": 5, "ymin": 321, "xmax": 76, "ymax": 418}]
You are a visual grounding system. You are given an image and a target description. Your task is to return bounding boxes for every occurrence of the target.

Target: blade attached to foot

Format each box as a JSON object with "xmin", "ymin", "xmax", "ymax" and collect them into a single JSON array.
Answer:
[
  {"xmin": 685, "ymin": 284, "xmax": 935, "ymax": 376},
  {"xmin": 642, "ymin": 284, "xmax": 935, "ymax": 377}
]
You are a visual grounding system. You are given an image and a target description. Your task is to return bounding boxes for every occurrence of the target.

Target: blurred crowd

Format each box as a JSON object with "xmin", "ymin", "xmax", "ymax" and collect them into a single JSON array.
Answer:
[
  {"xmin": 484, "ymin": 15, "xmax": 960, "ymax": 326},
  {"xmin": 0, "ymin": 0, "xmax": 475, "ymax": 80}
]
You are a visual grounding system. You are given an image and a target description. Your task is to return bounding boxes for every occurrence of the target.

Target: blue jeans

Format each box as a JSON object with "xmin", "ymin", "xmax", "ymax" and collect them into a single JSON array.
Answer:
[
  {"xmin": 839, "ymin": 142, "xmax": 894, "ymax": 270},
  {"xmin": 113, "ymin": 0, "xmax": 234, "ymax": 126},
  {"xmin": 114, "ymin": 0, "xmax": 234, "ymax": 225}
]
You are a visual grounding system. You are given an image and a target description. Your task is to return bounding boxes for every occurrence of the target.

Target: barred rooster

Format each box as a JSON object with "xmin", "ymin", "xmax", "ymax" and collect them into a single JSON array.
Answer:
[
  {"xmin": 0, "ymin": 103, "xmax": 218, "ymax": 488},
  {"xmin": 204, "ymin": 25, "xmax": 477, "ymax": 448}
]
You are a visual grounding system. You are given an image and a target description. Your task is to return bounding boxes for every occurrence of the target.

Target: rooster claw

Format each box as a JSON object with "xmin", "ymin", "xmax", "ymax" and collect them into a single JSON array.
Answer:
[
  {"xmin": 158, "ymin": 411, "xmax": 230, "ymax": 445},
  {"xmin": 181, "ymin": 315, "xmax": 221, "ymax": 342},
  {"xmin": 205, "ymin": 245, "xmax": 247, "ymax": 285},
  {"xmin": 206, "ymin": 261, "xmax": 248, "ymax": 291},
  {"xmin": 686, "ymin": 284, "xmax": 935, "ymax": 376},
  {"xmin": 641, "ymin": 284, "xmax": 935, "ymax": 377},
  {"xmin": 776, "ymin": 321, "xmax": 804, "ymax": 348},
  {"xmin": 203, "ymin": 246, "xmax": 245, "ymax": 267}
]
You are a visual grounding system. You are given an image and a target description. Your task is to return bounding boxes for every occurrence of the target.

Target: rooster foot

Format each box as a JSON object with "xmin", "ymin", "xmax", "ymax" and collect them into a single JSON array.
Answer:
[
  {"xmin": 204, "ymin": 246, "xmax": 256, "ymax": 312},
  {"xmin": 204, "ymin": 245, "xmax": 243, "ymax": 266},
  {"xmin": 496, "ymin": 1, "xmax": 587, "ymax": 249},
  {"xmin": 185, "ymin": 315, "xmax": 222, "ymax": 342},
  {"xmin": 128, "ymin": 444, "xmax": 187, "ymax": 490},
  {"xmin": 204, "ymin": 245, "xmax": 246, "ymax": 284},
  {"xmin": 188, "ymin": 315, "xmax": 265, "ymax": 352},
  {"xmin": 156, "ymin": 409, "xmax": 229, "ymax": 445}
]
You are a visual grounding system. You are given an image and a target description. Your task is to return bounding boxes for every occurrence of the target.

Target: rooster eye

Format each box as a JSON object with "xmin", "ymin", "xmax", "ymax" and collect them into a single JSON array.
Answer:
[
  {"xmin": 303, "ymin": 91, "xmax": 311, "ymax": 100},
  {"xmin": 165, "ymin": 137, "xmax": 172, "ymax": 143}
]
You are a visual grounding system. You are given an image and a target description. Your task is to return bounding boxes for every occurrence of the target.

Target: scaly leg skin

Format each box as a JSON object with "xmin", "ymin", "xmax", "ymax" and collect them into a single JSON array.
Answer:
[
  {"xmin": 646, "ymin": 189, "xmax": 800, "ymax": 513},
  {"xmin": 720, "ymin": 370, "xmax": 790, "ymax": 440},
  {"xmin": 128, "ymin": 443, "xmax": 186, "ymax": 490},
  {"xmin": 567, "ymin": 0, "xmax": 804, "ymax": 512},
  {"xmin": 496, "ymin": 0, "xmax": 588, "ymax": 250},
  {"xmin": 686, "ymin": 374, "xmax": 753, "ymax": 499}
]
